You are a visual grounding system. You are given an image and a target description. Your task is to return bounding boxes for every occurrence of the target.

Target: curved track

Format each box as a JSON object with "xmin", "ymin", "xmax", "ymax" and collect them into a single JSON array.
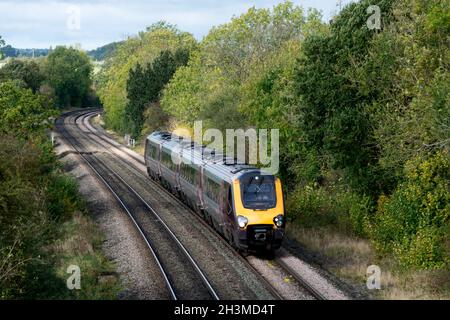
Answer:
[
  {"xmin": 58, "ymin": 108, "xmax": 329, "ymax": 300},
  {"xmin": 56, "ymin": 110, "xmax": 219, "ymax": 300}
]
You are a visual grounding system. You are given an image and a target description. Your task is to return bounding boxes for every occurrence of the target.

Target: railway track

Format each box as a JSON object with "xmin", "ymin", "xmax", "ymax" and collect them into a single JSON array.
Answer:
[
  {"xmin": 58, "ymin": 108, "xmax": 328, "ymax": 300},
  {"xmin": 56, "ymin": 110, "xmax": 219, "ymax": 300},
  {"xmin": 79, "ymin": 109, "xmax": 328, "ymax": 300}
]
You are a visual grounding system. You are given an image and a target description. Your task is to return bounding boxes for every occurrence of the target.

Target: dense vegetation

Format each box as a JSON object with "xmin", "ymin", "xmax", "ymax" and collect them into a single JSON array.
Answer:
[
  {"xmin": 125, "ymin": 48, "xmax": 190, "ymax": 137},
  {"xmin": 0, "ymin": 46, "xmax": 94, "ymax": 109},
  {"xmin": 43, "ymin": 47, "xmax": 94, "ymax": 108},
  {"xmin": 96, "ymin": 21, "xmax": 197, "ymax": 134},
  {"xmin": 0, "ymin": 60, "xmax": 44, "ymax": 93},
  {"xmin": 0, "ymin": 39, "xmax": 118, "ymax": 298},
  {"xmin": 97, "ymin": 0, "xmax": 449, "ymax": 270}
]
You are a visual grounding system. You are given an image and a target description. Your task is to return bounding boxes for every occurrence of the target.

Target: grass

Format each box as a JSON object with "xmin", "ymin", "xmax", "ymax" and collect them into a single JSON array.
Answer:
[
  {"xmin": 48, "ymin": 211, "xmax": 121, "ymax": 299},
  {"xmin": 287, "ymin": 225, "xmax": 450, "ymax": 300}
]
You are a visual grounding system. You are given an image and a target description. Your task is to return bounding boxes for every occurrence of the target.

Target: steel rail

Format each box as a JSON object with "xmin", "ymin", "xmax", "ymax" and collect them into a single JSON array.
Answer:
[
  {"xmin": 57, "ymin": 110, "xmax": 177, "ymax": 299},
  {"xmin": 57, "ymin": 110, "xmax": 220, "ymax": 300},
  {"xmin": 76, "ymin": 109, "xmax": 328, "ymax": 300}
]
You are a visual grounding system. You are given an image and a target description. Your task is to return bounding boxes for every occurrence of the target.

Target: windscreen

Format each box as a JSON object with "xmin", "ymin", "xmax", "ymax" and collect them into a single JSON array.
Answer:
[{"xmin": 240, "ymin": 174, "xmax": 276, "ymax": 210}]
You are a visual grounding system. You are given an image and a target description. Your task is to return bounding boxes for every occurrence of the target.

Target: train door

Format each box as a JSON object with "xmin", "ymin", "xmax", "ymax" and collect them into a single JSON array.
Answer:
[{"xmin": 222, "ymin": 183, "xmax": 234, "ymax": 241}]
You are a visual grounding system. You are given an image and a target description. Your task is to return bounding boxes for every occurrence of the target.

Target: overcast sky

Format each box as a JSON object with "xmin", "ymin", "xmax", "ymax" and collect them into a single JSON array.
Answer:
[{"xmin": 0, "ymin": 0, "xmax": 352, "ymax": 50}]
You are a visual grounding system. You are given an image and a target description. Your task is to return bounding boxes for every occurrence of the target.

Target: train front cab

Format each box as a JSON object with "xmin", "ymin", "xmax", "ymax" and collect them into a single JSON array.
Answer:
[{"xmin": 231, "ymin": 172, "xmax": 285, "ymax": 251}]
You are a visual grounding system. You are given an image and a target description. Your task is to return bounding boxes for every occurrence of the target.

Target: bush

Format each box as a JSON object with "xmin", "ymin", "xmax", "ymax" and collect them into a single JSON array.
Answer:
[
  {"xmin": 287, "ymin": 184, "xmax": 373, "ymax": 236},
  {"xmin": 45, "ymin": 174, "xmax": 84, "ymax": 222},
  {"xmin": 372, "ymin": 152, "xmax": 449, "ymax": 269},
  {"xmin": 0, "ymin": 136, "xmax": 85, "ymax": 298}
]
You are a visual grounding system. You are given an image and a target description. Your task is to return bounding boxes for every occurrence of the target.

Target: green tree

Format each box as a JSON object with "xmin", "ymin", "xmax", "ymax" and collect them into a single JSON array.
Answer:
[
  {"xmin": 125, "ymin": 48, "xmax": 190, "ymax": 137},
  {"xmin": 44, "ymin": 46, "xmax": 92, "ymax": 107},
  {"xmin": 0, "ymin": 60, "xmax": 44, "ymax": 92},
  {"xmin": 0, "ymin": 81, "xmax": 57, "ymax": 139},
  {"xmin": 96, "ymin": 22, "xmax": 196, "ymax": 133},
  {"xmin": 162, "ymin": 1, "xmax": 323, "ymax": 130},
  {"xmin": 294, "ymin": 0, "xmax": 395, "ymax": 193}
]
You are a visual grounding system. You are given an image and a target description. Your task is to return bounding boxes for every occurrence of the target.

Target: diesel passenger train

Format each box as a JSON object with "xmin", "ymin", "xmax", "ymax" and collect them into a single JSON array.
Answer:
[{"xmin": 144, "ymin": 132, "xmax": 285, "ymax": 252}]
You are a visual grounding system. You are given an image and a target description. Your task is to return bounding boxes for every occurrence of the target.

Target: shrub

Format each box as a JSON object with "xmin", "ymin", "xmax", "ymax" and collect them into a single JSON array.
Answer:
[
  {"xmin": 372, "ymin": 152, "xmax": 449, "ymax": 269},
  {"xmin": 45, "ymin": 174, "xmax": 84, "ymax": 222},
  {"xmin": 0, "ymin": 136, "xmax": 85, "ymax": 298},
  {"xmin": 287, "ymin": 183, "xmax": 373, "ymax": 236}
]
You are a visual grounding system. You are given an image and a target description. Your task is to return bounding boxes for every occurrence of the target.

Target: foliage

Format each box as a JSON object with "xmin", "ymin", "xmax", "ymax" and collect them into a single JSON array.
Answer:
[
  {"xmin": 294, "ymin": 0, "xmax": 396, "ymax": 193},
  {"xmin": 287, "ymin": 184, "xmax": 373, "ymax": 236},
  {"xmin": 0, "ymin": 45, "xmax": 17, "ymax": 59},
  {"xmin": 372, "ymin": 152, "xmax": 449, "ymax": 269},
  {"xmin": 0, "ymin": 81, "xmax": 58, "ymax": 139},
  {"xmin": 98, "ymin": 0, "xmax": 450, "ymax": 270},
  {"xmin": 44, "ymin": 46, "xmax": 92, "ymax": 107},
  {"xmin": 0, "ymin": 36, "xmax": 4, "ymax": 59},
  {"xmin": 87, "ymin": 41, "xmax": 123, "ymax": 61},
  {"xmin": 125, "ymin": 48, "xmax": 189, "ymax": 137},
  {"xmin": 95, "ymin": 22, "xmax": 196, "ymax": 134},
  {"xmin": 162, "ymin": 1, "xmax": 324, "ymax": 131},
  {"xmin": 0, "ymin": 59, "xmax": 44, "ymax": 92}
]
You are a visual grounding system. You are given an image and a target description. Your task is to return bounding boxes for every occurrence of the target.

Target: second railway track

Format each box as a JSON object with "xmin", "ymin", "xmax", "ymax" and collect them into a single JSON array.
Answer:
[
  {"xmin": 58, "ymin": 108, "xmax": 329, "ymax": 300},
  {"xmin": 56, "ymin": 110, "xmax": 219, "ymax": 300}
]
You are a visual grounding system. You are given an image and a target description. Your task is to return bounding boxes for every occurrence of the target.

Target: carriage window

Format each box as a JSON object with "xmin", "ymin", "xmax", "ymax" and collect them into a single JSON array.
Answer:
[
  {"xmin": 205, "ymin": 177, "xmax": 221, "ymax": 203},
  {"xmin": 146, "ymin": 143, "xmax": 158, "ymax": 159},
  {"xmin": 161, "ymin": 150, "xmax": 177, "ymax": 171},
  {"xmin": 180, "ymin": 163, "xmax": 197, "ymax": 184}
]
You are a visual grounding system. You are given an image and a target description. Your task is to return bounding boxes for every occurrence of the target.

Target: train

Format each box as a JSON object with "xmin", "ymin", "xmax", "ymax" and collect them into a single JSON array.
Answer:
[{"xmin": 144, "ymin": 131, "xmax": 285, "ymax": 252}]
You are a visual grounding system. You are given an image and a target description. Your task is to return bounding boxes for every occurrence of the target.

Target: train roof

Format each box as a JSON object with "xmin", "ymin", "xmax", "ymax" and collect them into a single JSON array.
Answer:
[{"xmin": 147, "ymin": 131, "xmax": 265, "ymax": 182}]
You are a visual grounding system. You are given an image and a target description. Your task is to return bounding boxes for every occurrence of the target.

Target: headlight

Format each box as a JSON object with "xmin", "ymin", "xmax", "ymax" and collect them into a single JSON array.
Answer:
[
  {"xmin": 274, "ymin": 214, "xmax": 284, "ymax": 227},
  {"xmin": 237, "ymin": 216, "xmax": 248, "ymax": 228}
]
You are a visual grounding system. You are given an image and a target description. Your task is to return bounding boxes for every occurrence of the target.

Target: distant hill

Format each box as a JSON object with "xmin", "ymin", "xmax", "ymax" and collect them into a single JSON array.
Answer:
[
  {"xmin": 0, "ymin": 41, "xmax": 122, "ymax": 61},
  {"xmin": 87, "ymin": 41, "xmax": 123, "ymax": 61},
  {"xmin": 0, "ymin": 45, "xmax": 49, "ymax": 58}
]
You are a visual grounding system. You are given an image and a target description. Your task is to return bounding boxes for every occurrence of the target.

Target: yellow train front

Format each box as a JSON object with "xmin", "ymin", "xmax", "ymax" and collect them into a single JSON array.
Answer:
[
  {"xmin": 144, "ymin": 132, "xmax": 285, "ymax": 253},
  {"xmin": 230, "ymin": 171, "xmax": 285, "ymax": 251}
]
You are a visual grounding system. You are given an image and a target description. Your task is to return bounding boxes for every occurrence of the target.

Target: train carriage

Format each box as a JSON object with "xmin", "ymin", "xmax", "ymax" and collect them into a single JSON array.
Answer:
[{"xmin": 145, "ymin": 131, "xmax": 285, "ymax": 252}]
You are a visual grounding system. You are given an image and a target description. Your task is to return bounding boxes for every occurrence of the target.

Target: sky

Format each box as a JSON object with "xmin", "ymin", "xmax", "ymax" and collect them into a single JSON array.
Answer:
[{"xmin": 0, "ymin": 0, "xmax": 353, "ymax": 50}]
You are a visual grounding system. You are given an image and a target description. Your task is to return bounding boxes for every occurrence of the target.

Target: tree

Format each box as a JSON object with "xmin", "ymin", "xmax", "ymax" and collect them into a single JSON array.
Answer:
[
  {"xmin": 87, "ymin": 41, "xmax": 123, "ymax": 61},
  {"xmin": 0, "ymin": 45, "xmax": 18, "ymax": 59},
  {"xmin": 0, "ymin": 60, "xmax": 44, "ymax": 92},
  {"xmin": 162, "ymin": 1, "xmax": 323, "ymax": 130},
  {"xmin": 44, "ymin": 46, "xmax": 92, "ymax": 107},
  {"xmin": 0, "ymin": 81, "xmax": 58, "ymax": 139},
  {"xmin": 96, "ymin": 22, "xmax": 196, "ymax": 134},
  {"xmin": 125, "ymin": 48, "xmax": 190, "ymax": 137},
  {"xmin": 294, "ymin": 0, "xmax": 395, "ymax": 193}
]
